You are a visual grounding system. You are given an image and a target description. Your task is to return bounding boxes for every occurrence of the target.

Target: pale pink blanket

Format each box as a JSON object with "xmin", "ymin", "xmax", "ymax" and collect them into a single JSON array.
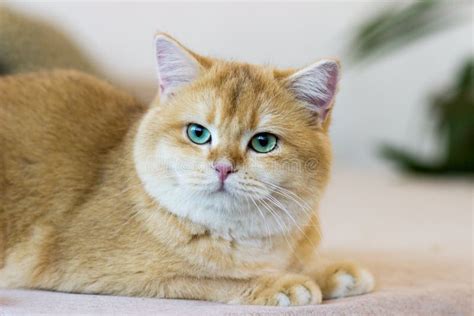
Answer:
[{"xmin": 1, "ymin": 170, "xmax": 472, "ymax": 315}]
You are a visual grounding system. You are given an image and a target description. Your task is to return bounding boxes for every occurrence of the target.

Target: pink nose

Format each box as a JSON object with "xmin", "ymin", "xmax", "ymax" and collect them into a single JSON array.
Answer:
[{"xmin": 214, "ymin": 162, "xmax": 234, "ymax": 183}]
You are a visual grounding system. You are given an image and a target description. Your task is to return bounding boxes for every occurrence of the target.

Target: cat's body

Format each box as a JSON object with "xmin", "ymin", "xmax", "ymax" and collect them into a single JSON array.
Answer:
[
  {"xmin": 0, "ymin": 7, "xmax": 96, "ymax": 75},
  {"xmin": 0, "ymin": 35, "xmax": 374, "ymax": 305}
]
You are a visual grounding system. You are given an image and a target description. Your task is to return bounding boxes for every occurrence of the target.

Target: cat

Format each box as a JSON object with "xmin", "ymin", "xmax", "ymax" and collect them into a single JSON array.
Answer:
[{"xmin": 0, "ymin": 33, "xmax": 374, "ymax": 306}]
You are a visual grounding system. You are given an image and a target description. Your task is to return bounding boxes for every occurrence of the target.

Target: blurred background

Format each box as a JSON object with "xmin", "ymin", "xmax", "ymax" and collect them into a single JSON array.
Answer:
[{"xmin": 1, "ymin": 1, "xmax": 472, "ymax": 173}]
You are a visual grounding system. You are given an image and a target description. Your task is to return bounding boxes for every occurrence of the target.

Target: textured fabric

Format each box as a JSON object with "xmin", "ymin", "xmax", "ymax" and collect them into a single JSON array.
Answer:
[{"xmin": 1, "ymin": 170, "xmax": 472, "ymax": 315}]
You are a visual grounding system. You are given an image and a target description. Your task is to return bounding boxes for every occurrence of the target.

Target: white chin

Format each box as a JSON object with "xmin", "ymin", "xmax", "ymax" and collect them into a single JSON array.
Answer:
[
  {"xmin": 139, "ymin": 175, "xmax": 295, "ymax": 239},
  {"xmin": 133, "ymin": 155, "xmax": 298, "ymax": 239}
]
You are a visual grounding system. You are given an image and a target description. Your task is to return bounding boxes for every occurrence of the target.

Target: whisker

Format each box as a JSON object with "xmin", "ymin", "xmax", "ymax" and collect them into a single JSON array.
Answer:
[
  {"xmin": 246, "ymin": 194, "xmax": 273, "ymax": 247},
  {"xmin": 258, "ymin": 198, "xmax": 296, "ymax": 252},
  {"xmin": 265, "ymin": 196, "xmax": 318, "ymax": 249},
  {"xmin": 246, "ymin": 176, "xmax": 322, "ymax": 242}
]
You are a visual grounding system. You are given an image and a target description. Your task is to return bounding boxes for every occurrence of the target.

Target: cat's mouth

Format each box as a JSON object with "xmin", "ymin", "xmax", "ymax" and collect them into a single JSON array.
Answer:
[
  {"xmin": 212, "ymin": 181, "xmax": 237, "ymax": 195},
  {"xmin": 215, "ymin": 183, "xmax": 228, "ymax": 193}
]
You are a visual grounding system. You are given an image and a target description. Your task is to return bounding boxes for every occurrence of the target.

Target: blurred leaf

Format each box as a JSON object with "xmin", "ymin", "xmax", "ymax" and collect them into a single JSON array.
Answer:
[
  {"xmin": 347, "ymin": 0, "xmax": 469, "ymax": 64},
  {"xmin": 381, "ymin": 58, "xmax": 474, "ymax": 176},
  {"xmin": 349, "ymin": 1, "xmax": 473, "ymax": 176}
]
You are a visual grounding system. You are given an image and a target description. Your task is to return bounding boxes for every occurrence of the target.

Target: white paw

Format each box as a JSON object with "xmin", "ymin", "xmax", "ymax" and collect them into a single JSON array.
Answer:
[
  {"xmin": 249, "ymin": 274, "xmax": 322, "ymax": 306},
  {"xmin": 275, "ymin": 292, "xmax": 291, "ymax": 306},
  {"xmin": 293, "ymin": 285, "xmax": 313, "ymax": 304},
  {"xmin": 328, "ymin": 268, "xmax": 375, "ymax": 299},
  {"xmin": 274, "ymin": 285, "xmax": 314, "ymax": 306}
]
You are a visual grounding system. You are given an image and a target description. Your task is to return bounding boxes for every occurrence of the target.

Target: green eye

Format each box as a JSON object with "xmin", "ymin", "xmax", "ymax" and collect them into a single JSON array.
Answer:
[
  {"xmin": 187, "ymin": 123, "xmax": 211, "ymax": 145},
  {"xmin": 250, "ymin": 133, "xmax": 278, "ymax": 153}
]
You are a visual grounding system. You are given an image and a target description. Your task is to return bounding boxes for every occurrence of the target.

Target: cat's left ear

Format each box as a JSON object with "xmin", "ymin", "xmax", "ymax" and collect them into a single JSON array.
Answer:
[
  {"xmin": 154, "ymin": 33, "xmax": 202, "ymax": 102},
  {"xmin": 284, "ymin": 59, "xmax": 340, "ymax": 123}
]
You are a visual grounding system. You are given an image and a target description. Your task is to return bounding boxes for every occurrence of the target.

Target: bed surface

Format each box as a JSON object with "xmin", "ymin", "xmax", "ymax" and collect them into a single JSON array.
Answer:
[{"xmin": 1, "ymin": 169, "xmax": 472, "ymax": 315}]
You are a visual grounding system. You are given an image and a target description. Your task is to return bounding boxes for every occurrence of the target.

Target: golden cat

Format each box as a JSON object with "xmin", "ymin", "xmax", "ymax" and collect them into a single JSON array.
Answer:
[{"xmin": 0, "ymin": 34, "xmax": 374, "ymax": 305}]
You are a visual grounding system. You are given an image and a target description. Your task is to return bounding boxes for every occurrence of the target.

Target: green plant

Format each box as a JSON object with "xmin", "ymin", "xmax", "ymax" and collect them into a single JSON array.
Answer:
[
  {"xmin": 348, "ymin": 0, "xmax": 473, "ymax": 175},
  {"xmin": 381, "ymin": 59, "xmax": 474, "ymax": 174}
]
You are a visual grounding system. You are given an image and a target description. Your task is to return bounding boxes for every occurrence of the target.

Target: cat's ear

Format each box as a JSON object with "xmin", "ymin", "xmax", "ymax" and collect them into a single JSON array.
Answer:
[
  {"xmin": 284, "ymin": 59, "xmax": 340, "ymax": 123},
  {"xmin": 154, "ymin": 33, "xmax": 202, "ymax": 102}
]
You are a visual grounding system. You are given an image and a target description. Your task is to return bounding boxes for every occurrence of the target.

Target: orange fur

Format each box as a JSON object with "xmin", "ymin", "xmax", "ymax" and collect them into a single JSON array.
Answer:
[{"xmin": 0, "ymin": 35, "xmax": 374, "ymax": 305}]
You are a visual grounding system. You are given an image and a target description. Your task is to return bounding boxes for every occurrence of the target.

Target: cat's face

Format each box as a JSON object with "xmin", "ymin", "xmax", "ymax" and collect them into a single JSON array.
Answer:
[{"xmin": 134, "ymin": 34, "xmax": 339, "ymax": 239}]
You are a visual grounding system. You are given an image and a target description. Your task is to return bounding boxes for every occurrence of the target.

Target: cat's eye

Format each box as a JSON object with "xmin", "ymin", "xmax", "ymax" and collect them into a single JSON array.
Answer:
[
  {"xmin": 250, "ymin": 133, "xmax": 278, "ymax": 153},
  {"xmin": 186, "ymin": 123, "xmax": 211, "ymax": 145}
]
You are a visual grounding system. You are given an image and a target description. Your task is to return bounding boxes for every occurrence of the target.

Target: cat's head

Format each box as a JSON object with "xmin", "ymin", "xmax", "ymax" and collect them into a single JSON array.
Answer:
[{"xmin": 134, "ymin": 34, "xmax": 339, "ymax": 239}]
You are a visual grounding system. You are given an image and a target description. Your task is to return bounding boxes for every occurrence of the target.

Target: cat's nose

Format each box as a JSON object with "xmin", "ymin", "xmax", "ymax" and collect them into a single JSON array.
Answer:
[{"xmin": 213, "ymin": 162, "xmax": 235, "ymax": 183}]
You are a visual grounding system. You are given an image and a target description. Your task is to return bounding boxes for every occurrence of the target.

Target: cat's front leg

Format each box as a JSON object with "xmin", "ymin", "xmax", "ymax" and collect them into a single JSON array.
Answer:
[
  {"xmin": 143, "ymin": 273, "xmax": 322, "ymax": 306},
  {"xmin": 304, "ymin": 260, "xmax": 375, "ymax": 299}
]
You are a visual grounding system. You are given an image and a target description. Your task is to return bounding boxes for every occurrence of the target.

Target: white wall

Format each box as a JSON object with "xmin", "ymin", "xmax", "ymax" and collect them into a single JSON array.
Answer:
[{"xmin": 6, "ymin": 1, "xmax": 473, "ymax": 169}]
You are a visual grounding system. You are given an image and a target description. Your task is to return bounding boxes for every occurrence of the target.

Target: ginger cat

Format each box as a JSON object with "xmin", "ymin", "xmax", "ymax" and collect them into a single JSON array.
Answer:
[{"xmin": 0, "ymin": 34, "xmax": 374, "ymax": 306}]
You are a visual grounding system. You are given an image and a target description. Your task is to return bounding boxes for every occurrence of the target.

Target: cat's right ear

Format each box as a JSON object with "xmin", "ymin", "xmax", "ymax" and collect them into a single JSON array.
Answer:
[
  {"xmin": 154, "ymin": 33, "xmax": 202, "ymax": 102},
  {"xmin": 283, "ymin": 59, "xmax": 340, "ymax": 124}
]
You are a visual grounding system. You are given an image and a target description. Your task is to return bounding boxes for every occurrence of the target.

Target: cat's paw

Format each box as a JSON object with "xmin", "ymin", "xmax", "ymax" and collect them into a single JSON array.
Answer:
[
  {"xmin": 318, "ymin": 262, "xmax": 375, "ymax": 299},
  {"xmin": 245, "ymin": 274, "xmax": 322, "ymax": 306}
]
